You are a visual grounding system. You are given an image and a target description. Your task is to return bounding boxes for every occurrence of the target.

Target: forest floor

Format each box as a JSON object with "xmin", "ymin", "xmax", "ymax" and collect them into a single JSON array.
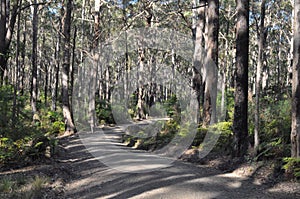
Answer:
[{"xmin": 0, "ymin": 124, "xmax": 300, "ymax": 199}]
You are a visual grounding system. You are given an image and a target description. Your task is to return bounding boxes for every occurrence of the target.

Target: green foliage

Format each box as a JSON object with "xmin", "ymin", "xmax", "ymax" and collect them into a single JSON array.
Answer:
[
  {"xmin": 216, "ymin": 88, "xmax": 235, "ymax": 121},
  {"xmin": 123, "ymin": 120, "xmax": 233, "ymax": 155},
  {"xmin": 283, "ymin": 157, "xmax": 300, "ymax": 180},
  {"xmin": 0, "ymin": 86, "xmax": 62, "ymax": 165},
  {"xmin": 163, "ymin": 95, "xmax": 181, "ymax": 122},
  {"xmin": 96, "ymin": 100, "xmax": 115, "ymax": 124},
  {"xmin": 210, "ymin": 122, "xmax": 233, "ymax": 151},
  {"xmin": 256, "ymin": 138, "xmax": 288, "ymax": 160},
  {"xmin": 249, "ymin": 97, "xmax": 291, "ymax": 159},
  {"xmin": 42, "ymin": 110, "xmax": 65, "ymax": 135},
  {"xmin": 195, "ymin": 122, "xmax": 233, "ymax": 153}
]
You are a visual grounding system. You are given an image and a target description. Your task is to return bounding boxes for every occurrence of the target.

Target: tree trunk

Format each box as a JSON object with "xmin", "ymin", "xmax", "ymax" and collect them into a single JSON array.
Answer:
[
  {"xmin": 254, "ymin": 0, "xmax": 266, "ymax": 156},
  {"xmin": 89, "ymin": 0, "xmax": 101, "ymax": 130},
  {"xmin": 30, "ymin": 0, "xmax": 38, "ymax": 116},
  {"xmin": 233, "ymin": 0, "xmax": 249, "ymax": 157},
  {"xmin": 137, "ymin": 48, "xmax": 145, "ymax": 120},
  {"xmin": 193, "ymin": 0, "xmax": 206, "ymax": 124},
  {"xmin": 51, "ymin": 30, "xmax": 61, "ymax": 111},
  {"xmin": 42, "ymin": 35, "xmax": 48, "ymax": 105},
  {"xmin": 291, "ymin": 0, "xmax": 300, "ymax": 158},
  {"xmin": 203, "ymin": 0, "xmax": 219, "ymax": 126},
  {"xmin": 12, "ymin": 0, "xmax": 22, "ymax": 126},
  {"xmin": 0, "ymin": 0, "xmax": 18, "ymax": 85},
  {"xmin": 0, "ymin": 0, "xmax": 7, "ymax": 84},
  {"xmin": 70, "ymin": 26, "xmax": 76, "ymax": 124},
  {"xmin": 20, "ymin": 16, "xmax": 26, "ymax": 95},
  {"xmin": 220, "ymin": 4, "xmax": 232, "ymax": 121},
  {"xmin": 62, "ymin": 0, "xmax": 76, "ymax": 133}
]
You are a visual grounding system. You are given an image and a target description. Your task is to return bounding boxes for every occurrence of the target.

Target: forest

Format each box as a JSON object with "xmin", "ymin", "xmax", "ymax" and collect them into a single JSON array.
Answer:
[{"xmin": 0, "ymin": 0, "xmax": 300, "ymax": 198}]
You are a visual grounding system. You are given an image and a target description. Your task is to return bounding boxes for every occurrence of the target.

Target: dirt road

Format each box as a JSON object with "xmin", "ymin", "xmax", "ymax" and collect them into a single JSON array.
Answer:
[{"xmin": 56, "ymin": 125, "xmax": 299, "ymax": 199}]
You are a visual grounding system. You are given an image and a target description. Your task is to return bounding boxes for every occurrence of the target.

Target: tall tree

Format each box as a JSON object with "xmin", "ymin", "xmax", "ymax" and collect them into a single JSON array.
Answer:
[
  {"xmin": 233, "ymin": 0, "xmax": 249, "ymax": 157},
  {"xmin": 254, "ymin": 0, "xmax": 266, "ymax": 156},
  {"xmin": 88, "ymin": 0, "xmax": 101, "ymax": 129},
  {"xmin": 193, "ymin": 0, "xmax": 206, "ymax": 123},
  {"xmin": 203, "ymin": 0, "xmax": 219, "ymax": 126},
  {"xmin": 0, "ymin": 0, "xmax": 18, "ymax": 84},
  {"xmin": 62, "ymin": 0, "xmax": 76, "ymax": 133},
  {"xmin": 51, "ymin": 23, "xmax": 61, "ymax": 111},
  {"xmin": 291, "ymin": 0, "xmax": 300, "ymax": 158},
  {"xmin": 30, "ymin": 0, "xmax": 38, "ymax": 115}
]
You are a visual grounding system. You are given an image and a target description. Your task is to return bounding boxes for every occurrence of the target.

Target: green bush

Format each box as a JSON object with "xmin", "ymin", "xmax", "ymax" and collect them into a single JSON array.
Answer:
[
  {"xmin": 195, "ymin": 122, "xmax": 233, "ymax": 154},
  {"xmin": 249, "ymin": 97, "xmax": 291, "ymax": 159},
  {"xmin": 96, "ymin": 100, "xmax": 115, "ymax": 124},
  {"xmin": 0, "ymin": 86, "xmax": 61, "ymax": 165},
  {"xmin": 283, "ymin": 157, "xmax": 300, "ymax": 181}
]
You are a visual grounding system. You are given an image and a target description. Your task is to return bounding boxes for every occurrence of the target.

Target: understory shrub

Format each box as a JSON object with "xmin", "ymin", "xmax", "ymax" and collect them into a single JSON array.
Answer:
[
  {"xmin": 282, "ymin": 157, "xmax": 300, "ymax": 181},
  {"xmin": 0, "ymin": 86, "xmax": 62, "ymax": 165}
]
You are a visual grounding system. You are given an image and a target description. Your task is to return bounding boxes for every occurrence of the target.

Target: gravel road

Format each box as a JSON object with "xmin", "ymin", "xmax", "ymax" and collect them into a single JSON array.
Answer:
[{"xmin": 57, "ymin": 125, "xmax": 299, "ymax": 199}]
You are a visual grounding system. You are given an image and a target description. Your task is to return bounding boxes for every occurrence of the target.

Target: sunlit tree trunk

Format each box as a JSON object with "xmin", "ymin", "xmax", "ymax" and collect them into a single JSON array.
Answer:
[
  {"xmin": 203, "ymin": 0, "xmax": 219, "ymax": 126},
  {"xmin": 51, "ymin": 26, "xmax": 61, "ymax": 111},
  {"xmin": 89, "ymin": 0, "xmax": 101, "ymax": 129},
  {"xmin": 220, "ymin": 3, "xmax": 232, "ymax": 121},
  {"xmin": 137, "ymin": 48, "xmax": 145, "ymax": 120},
  {"xmin": 254, "ymin": 0, "xmax": 266, "ymax": 156},
  {"xmin": 193, "ymin": 0, "xmax": 206, "ymax": 123},
  {"xmin": 233, "ymin": 0, "xmax": 249, "ymax": 157},
  {"xmin": 62, "ymin": 0, "xmax": 76, "ymax": 133},
  {"xmin": 291, "ymin": 0, "xmax": 300, "ymax": 158}
]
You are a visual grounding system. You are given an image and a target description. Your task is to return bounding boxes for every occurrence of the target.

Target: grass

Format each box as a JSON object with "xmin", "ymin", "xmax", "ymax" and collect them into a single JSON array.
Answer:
[
  {"xmin": 0, "ymin": 175, "xmax": 50, "ymax": 199},
  {"xmin": 31, "ymin": 176, "xmax": 48, "ymax": 190},
  {"xmin": 0, "ymin": 177, "xmax": 14, "ymax": 193}
]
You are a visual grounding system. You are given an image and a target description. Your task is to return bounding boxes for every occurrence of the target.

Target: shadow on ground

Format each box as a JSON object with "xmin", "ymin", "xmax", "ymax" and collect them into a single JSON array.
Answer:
[{"xmin": 60, "ymin": 127, "xmax": 299, "ymax": 199}]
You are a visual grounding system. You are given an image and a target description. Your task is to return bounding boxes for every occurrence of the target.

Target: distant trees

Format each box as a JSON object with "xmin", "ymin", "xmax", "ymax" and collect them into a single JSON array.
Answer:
[
  {"xmin": 0, "ymin": 0, "xmax": 297, "ymax": 160},
  {"xmin": 233, "ymin": 0, "xmax": 249, "ymax": 157}
]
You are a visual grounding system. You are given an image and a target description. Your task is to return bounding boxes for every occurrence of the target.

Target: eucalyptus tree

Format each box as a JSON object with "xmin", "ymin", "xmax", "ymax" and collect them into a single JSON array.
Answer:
[
  {"xmin": 233, "ymin": 0, "xmax": 249, "ymax": 157},
  {"xmin": 203, "ymin": 0, "xmax": 219, "ymax": 126},
  {"xmin": 0, "ymin": 0, "xmax": 19, "ymax": 85},
  {"xmin": 30, "ymin": 0, "xmax": 38, "ymax": 115},
  {"xmin": 254, "ymin": 0, "xmax": 266, "ymax": 156},
  {"xmin": 62, "ymin": 0, "xmax": 76, "ymax": 133},
  {"xmin": 291, "ymin": 0, "xmax": 300, "ymax": 158}
]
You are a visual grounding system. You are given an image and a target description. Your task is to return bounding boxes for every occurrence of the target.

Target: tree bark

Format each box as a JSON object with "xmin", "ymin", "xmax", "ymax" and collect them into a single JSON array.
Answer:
[
  {"xmin": 291, "ymin": 0, "xmax": 300, "ymax": 158},
  {"xmin": 233, "ymin": 0, "xmax": 249, "ymax": 157},
  {"xmin": 254, "ymin": 0, "xmax": 266, "ymax": 156},
  {"xmin": 51, "ymin": 28, "xmax": 61, "ymax": 111},
  {"xmin": 193, "ymin": 0, "xmax": 206, "ymax": 123},
  {"xmin": 62, "ymin": 0, "xmax": 76, "ymax": 133},
  {"xmin": 137, "ymin": 48, "xmax": 145, "ymax": 120},
  {"xmin": 0, "ymin": 0, "xmax": 18, "ymax": 85},
  {"xmin": 12, "ymin": 0, "xmax": 22, "ymax": 126},
  {"xmin": 30, "ymin": 0, "xmax": 38, "ymax": 115},
  {"xmin": 20, "ymin": 15, "xmax": 26, "ymax": 95},
  {"xmin": 203, "ymin": 0, "xmax": 219, "ymax": 126}
]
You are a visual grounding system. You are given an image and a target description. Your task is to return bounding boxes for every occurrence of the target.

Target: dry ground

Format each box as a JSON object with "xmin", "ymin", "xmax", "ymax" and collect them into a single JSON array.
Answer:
[{"xmin": 0, "ymin": 126, "xmax": 299, "ymax": 199}]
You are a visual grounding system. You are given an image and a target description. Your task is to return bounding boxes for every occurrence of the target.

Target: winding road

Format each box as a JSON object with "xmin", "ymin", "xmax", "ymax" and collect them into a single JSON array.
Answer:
[{"xmin": 57, "ymin": 123, "xmax": 299, "ymax": 199}]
